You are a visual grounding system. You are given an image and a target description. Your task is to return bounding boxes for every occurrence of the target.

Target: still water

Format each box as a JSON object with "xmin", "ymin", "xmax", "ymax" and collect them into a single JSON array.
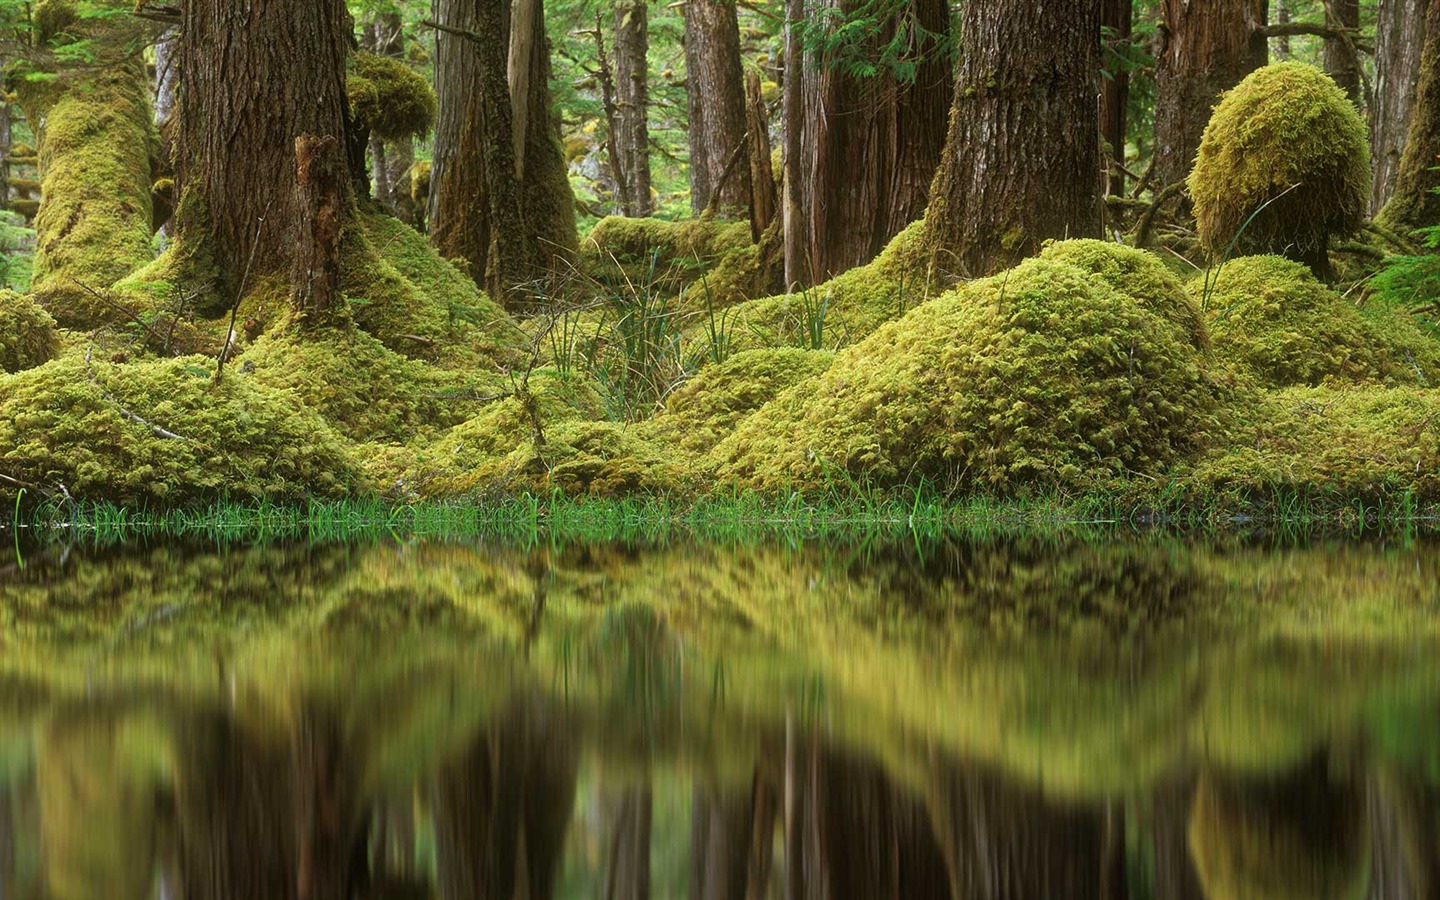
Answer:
[{"xmin": 2, "ymin": 534, "xmax": 1440, "ymax": 898}]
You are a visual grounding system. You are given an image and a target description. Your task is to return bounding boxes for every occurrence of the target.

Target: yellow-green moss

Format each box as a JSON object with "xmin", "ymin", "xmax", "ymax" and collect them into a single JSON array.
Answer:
[
  {"xmin": 31, "ymin": 0, "xmax": 77, "ymax": 43},
  {"xmin": 1190, "ymin": 63, "xmax": 1369, "ymax": 268},
  {"xmin": 348, "ymin": 52, "xmax": 437, "ymax": 142},
  {"xmin": 1190, "ymin": 256, "xmax": 1440, "ymax": 387},
  {"xmin": 239, "ymin": 327, "xmax": 505, "ymax": 445},
  {"xmin": 26, "ymin": 62, "xmax": 157, "ymax": 328},
  {"xmin": 1039, "ymin": 239, "xmax": 1208, "ymax": 350},
  {"xmin": 0, "ymin": 290, "xmax": 59, "ymax": 373},
  {"xmin": 725, "ymin": 220, "xmax": 933, "ymax": 350},
  {"xmin": 0, "ymin": 355, "xmax": 362, "ymax": 502},
  {"xmin": 1190, "ymin": 385, "xmax": 1440, "ymax": 496},
  {"xmin": 712, "ymin": 258, "xmax": 1225, "ymax": 492},
  {"xmin": 642, "ymin": 348, "xmax": 834, "ymax": 456},
  {"xmin": 582, "ymin": 216, "xmax": 753, "ymax": 297}
]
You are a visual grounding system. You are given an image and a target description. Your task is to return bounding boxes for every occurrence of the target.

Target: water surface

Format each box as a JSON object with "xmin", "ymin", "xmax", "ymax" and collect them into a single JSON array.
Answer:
[{"xmin": 2, "ymin": 534, "xmax": 1439, "ymax": 897}]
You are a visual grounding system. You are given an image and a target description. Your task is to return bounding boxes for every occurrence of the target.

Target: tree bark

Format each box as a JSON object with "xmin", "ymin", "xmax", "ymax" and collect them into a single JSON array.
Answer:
[
  {"xmin": 685, "ymin": 0, "xmax": 750, "ymax": 216},
  {"xmin": 614, "ymin": 0, "xmax": 652, "ymax": 217},
  {"xmin": 1324, "ymin": 0, "xmax": 1362, "ymax": 103},
  {"xmin": 1152, "ymin": 0, "xmax": 1268, "ymax": 192},
  {"xmin": 781, "ymin": 0, "xmax": 809, "ymax": 288},
  {"xmin": 293, "ymin": 135, "xmax": 347, "ymax": 326},
  {"xmin": 364, "ymin": 12, "xmax": 420, "ymax": 225},
  {"xmin": 155, "ymin": 27, "xmax": 179, "ymax": 125},
  {"xmin": 0, "ymin": 101, "xmax": 10, "ymax": 212},
  {"xmin": 745, "ymin": 70, "xmax": 777, "ymax": 240},
  {"xmin": 923, "ymin": 0, "xmax": 1102, "ymax": 278},
  {"xmin": 1101, "ymin": 0, "xmax": 1133, "ymax": 196},
  {"xmin": 1372, "ymin": 0, "xmax": 1432, "ymax": 215},
  {"xmin": 1380, "ymin": 0, "xmax": 1440, "ymax": 234},
  {"xmin": 175, "ymin": 0, "xmax": 352, "ymax": 307}
]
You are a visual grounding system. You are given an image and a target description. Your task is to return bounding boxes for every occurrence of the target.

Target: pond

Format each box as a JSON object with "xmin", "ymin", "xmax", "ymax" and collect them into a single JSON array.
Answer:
[{"xmin": 2, "ymin": 532, "xmax": 1439, "ymax": 898}]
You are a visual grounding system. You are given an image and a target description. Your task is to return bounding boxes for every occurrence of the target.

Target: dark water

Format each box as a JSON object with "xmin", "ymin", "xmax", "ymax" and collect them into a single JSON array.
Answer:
[{"xmin": 3, "ymin": 534, "xmax": 1440, "ymax": 898}]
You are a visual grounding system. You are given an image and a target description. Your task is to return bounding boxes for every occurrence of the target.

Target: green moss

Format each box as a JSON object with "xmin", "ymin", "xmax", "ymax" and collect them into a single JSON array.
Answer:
[
  {"xmin": 1190, "ymin": 256, "xmax": 1440, "ymax": 387},
  {"xmin": 1039, "ymin": 239, "xmax": 1209, "ymax": 350},
  {"xmin": 26, "ymin": 62, "xmax": 156, "ymax": 328},
  {"xmin": 1189, "ymin": 63, "xmax": 1369, "ymax": 274},
  {"xmin": 239, "ymin": 327, "xmax": 504, "ymax": 444},
  {"xmin": 725, "ymin": 220, "xmax": 934, "ymax": 350},
  {"xmin": 31, "ymin": 0, "xmax": 77, "ymax": 43},
  {"xmin": 0, "ymin": 290, "xmax": 59, "ymax": 373},
  {"xmin": 0, "ymin": 355, "xmax": 362, "ymax": 502},
  {"xmin": 582, "ymin": 216, "xmax": 754, "ymax": 298},
  {"xmin": 642, "ymin": 349, "xmax": 834, "ymax": 456},
  {"xmin": 348, "ymin": 52, "xmax": 437, "ymax": 142},
  {"xmin": 711, "ymin": 257, "xmax": 1224, "ymax": 492},
  {"xmin": 1189, "ymin": 385, "xmax": 1440, "ymax": 496}
]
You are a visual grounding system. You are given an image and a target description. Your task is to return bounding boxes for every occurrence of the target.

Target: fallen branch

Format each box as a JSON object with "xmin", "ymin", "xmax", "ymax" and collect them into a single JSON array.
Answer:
[{"xmin": 1134, "ymin": 181, "xmax": 1188, "ymax": 249}]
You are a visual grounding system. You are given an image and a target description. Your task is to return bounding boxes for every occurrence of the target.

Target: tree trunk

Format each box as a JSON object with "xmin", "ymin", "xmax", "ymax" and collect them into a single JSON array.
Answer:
[
  {"xmin": 155, "ymin": 27, "xmax": 179, "ymax": 125},
  {"xmin": 293, "ymin": 135, "xmax": 347, "ymax": 326},
  {"xmin": 923, "ymin": 0, "xmax": 1102, "ymax": 278},
  {"xmin": 614, "ymin": 0, "xmax": 652, "ymax": 217},
  {"xmin": 0, "ymin": 101, "xmax": 10, "ymax": 211},
  {"xmin": 685, "ymin": 0, "xmax": 750, "ymax": 216},
  {"xmin": 1101, "ymin": 0, "xmax": 1133, "ymax": 196},
  {"xmin": 781, "ymin": 0, "xmax": 809, "ymax": 288},
  {"xmin": 1323, "ymin": 0, "xmax": 1362, "ymax": 103},
  {"xmin": 175, "ymin": 0, "xmax": 353, "ymax": 307},
  {"xmin": 364, "ymin": 12, "xmax": 419, "ymax": 225},
  {"xmin": 784, "ymin": 0, "xmax": 952, "ymax": 285},
  {"xmin": 515, "ymin": 0, "xmax": 580, "ymax": 278},
  {"xmin": 746, "ymin": 70, "xmax": 777, "ymax": 240},
  {"xmin": 1372, "ymin": 0, "xmax": 1433, "ymax": 216},
  {"xmin": 1275, "ymin": 0, "xmax": 1292, "ymax": 58},
  {"xmin": 1152, "ymin": 0, "xmax": 1267, "ymax": 192},
  {"xmin": 1381, "ymin": 0, "xmax": 1440, "ymax": 233}
]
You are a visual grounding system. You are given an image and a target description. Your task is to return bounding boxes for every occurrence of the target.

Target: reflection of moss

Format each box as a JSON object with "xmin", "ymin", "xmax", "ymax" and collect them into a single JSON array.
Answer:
[
  {"xmin": 0, "ymin": 289, "xmax": 59, "ymax": 373},
  {"xmin": 1192, "ymin": 256, "xmax": 1440, "ymax": 387},
  {"xmin": 713, "ymin": 258, "xmax": 1223, "ymax": 492}
]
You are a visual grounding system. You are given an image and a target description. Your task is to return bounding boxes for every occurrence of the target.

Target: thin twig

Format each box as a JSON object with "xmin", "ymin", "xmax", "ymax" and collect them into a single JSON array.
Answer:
[{"xmin": 85, "ymin": 346, "xmax": 188, "ymax": 441}]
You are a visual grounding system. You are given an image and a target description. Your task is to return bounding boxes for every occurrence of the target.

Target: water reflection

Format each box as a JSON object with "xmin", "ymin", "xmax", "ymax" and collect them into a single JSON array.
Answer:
[{"xmin": 0, "ymin": 535, "xmax": 1439, "ymax": 897}]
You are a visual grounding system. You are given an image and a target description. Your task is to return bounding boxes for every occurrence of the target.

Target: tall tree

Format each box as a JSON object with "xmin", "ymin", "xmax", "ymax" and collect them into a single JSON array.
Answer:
[
  {"xmin": 364, "ymin": 12, "xmax": 422, "ymax": 226},
  {"xmin": 784, "ymin": 0, "xmax": 952, "ymax": 285},
  {"xmin": 685, "ymin": 0, "xmax": 749, "ymax": 216},
  {"xmin": 614, "ymin": 0, "xmax": 652, "ymax": 217},
  {"xmin": 1380, "ymin": 0, "xmax": 1440, "ymax": 232},
  {"xmin": 428, "ymin": 0, "xmax": 578, "ymax": 303},
  {"xmin": 1101, "ymin": 0, "xmax": 1134, "ymax": 196},
  {"xmin": 1152, "ymin": 0, "xmax": 1267, "ymax": 191},
  {"xmin": 1371, "ymin": 0, "xmax": 1431, "ymax": 214},
  {"xmin": 1323, "ymin": 0, "xmax": 1362, "ymax": 102},
  {"xmin": 923, "ymin": 0, "xmax": 1102, "ymax": 278},
  {"xmin": 175, "ymin": 0, "xmax": 353, "ymax": 321}
]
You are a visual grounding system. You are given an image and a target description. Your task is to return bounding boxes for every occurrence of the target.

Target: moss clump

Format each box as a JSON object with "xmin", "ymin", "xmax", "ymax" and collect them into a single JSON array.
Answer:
[
  {"xmin": 642, "ymin": 349, "xmax": 834, "ymax": 456},
  {"xmin": 582, "ymin": 216, "xmax": 753, "ymax": 293},
  {"xmin": 239, "ymin": 327, "xmax": 504, "ymax": 445},
  {"xmin": 1038, "ymin": 239, "xmax": 1208, "ymax": 350},
  {"xmin": 712, "ymin": 258, "xmax": 1224, "ymax": 492},
  {"xmin": 31, "ymin": 0, "xmax": 77, "ymax": 43},
  {"xmin": 0, "ymin": 290, "xmax": 59, "ymax": 373},
  {"xmin": 0, "ymin": 355, "xmax": 362, "ymax": 502},
  {"xmin": 1190, "ymin": 256, "xmax": 1440, "ymax": 387},
  {"xmin": 726, "ymin": 220, "xmax": 933, "ymax": 350},
  {"xmin": 1190, "ymin": 385, "xmax": 1440, "ymax": 497},
  {"xmin": 25, "ymin": 63, "xmax": 157, "ymax": 328},
  {"xmin": 1189, "ymin": 63, "xmax": 1369, "ymax": 276},
  {"xmin": 348, "ymin": 52, "xmax": 437, "ymax": 142}
]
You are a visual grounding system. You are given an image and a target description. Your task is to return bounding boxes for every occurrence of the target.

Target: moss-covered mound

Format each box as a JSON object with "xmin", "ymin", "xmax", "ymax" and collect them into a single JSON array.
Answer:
[
  {"xmin": 726, "ymin": 220, "xmax": 932, "ymax": 350},
  {"xmin": 0, "ymin": 290, "xmax": 59, "ymax": 373},
  {"xmin": 1038, "ymin": 239, "xmax": 1208, "ymax": 350},
  {"xmin": 1191, "ymin": 256, "xmax": 1440, "ymax": 387},
  {"xmin": 581, "ymin": 216, "xmax": 758, "ymax": 305},
  {"xmin": 0, "ymin": 355, "xmax": 362, "ymax": 502},
  {"xmin": 1191, "ymin": 385, "xmax": 1440, "ymax": 496},
  {"xmin": 348, "ymin": 52, "xmax": 436, "ymax": 142},
  {"xmin": 642, "ymin": 349, "xmax": 834, "ymax": 456},
  {"xmin": 711, "ymin": 258, "xmax": 1224, "ymax": 492},
  {"xmin": 1189, "ymin": 63, "xmax": 1369, "ymax": 273}
]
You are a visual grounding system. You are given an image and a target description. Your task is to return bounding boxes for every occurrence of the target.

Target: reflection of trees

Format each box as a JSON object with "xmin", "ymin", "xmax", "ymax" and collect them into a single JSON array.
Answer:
[
  {"xmin": 603, "ymin": 785, "xmax": 653, "ymax": 900},
  {"xmin": 432, "ymin": 697, "xmax": 578, "ymax": 900}
]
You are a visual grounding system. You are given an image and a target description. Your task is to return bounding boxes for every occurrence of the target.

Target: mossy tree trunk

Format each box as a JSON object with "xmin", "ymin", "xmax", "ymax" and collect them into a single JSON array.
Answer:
[
  {"xmin": 1152, "ymin": 0, "xmax": 1267, "ymax": 192},
  {"xmin": 614, "ymin": 0, "xmax": 652, "ymax": 218},
  {"xmin": 175, "ymin": 0, "xmax": 353, "ymax": 315},
  {"xmin": 1379, "ymin": 0, "xmax": 1440, "ymax": 233},
  {"xmin": 1371, "ymin": 0, "xmax": 1429, "ymax": 215},
  {"xmin": 922, "ymin": 0, "xmax": 1102, "ymax": 278},
  {"xmin": 685, "ymin": 0, "xmax": 750, "ymax": 217},
  {"xmin": 429, "ymin": 0, "xmax": 576, "ymax": 304},
  {"xmin": 1323, "ymin": 0, "xmax": 1362, "ymax": 103},
  {"xmin": 782, "ymin": 0, "xmax": 951, "ymax": 286}
]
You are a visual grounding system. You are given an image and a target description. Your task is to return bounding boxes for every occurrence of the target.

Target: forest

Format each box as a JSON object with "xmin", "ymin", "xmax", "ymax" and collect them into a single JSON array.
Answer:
[{"xmin": 0, "ymin": 0, "xmax": 1438, "ymax": 514}]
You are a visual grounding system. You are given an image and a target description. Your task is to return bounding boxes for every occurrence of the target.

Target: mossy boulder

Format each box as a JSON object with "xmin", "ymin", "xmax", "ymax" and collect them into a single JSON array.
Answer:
[
  {"xmin": 348, "ymin": 52, "xmax": 437, "ymax": 142},
  {"xmin": 0, "ymin": 290, "xmax": 59, "ymax": 373},
  {"xmin": 711, "ymin": 258, "xmax": 1224, "ymax": 492},
  {"xmin": 642, "ymin": 348, "xmax": 834, "ymax": 456},
  {"xmin": 1190, "ymin": 256, "xmax": 1440, "ymax": 387},
  {"xmin": 1038, "ymin": 239, "xmax": 1208, "ymax": 349},
  {"xmin": 1189, "ymin": 63, "xmax": 1369, "ymax": 278},
  {"xmin": 0, "ymin": 355, "xmax": 362, "ymax": 502}
]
